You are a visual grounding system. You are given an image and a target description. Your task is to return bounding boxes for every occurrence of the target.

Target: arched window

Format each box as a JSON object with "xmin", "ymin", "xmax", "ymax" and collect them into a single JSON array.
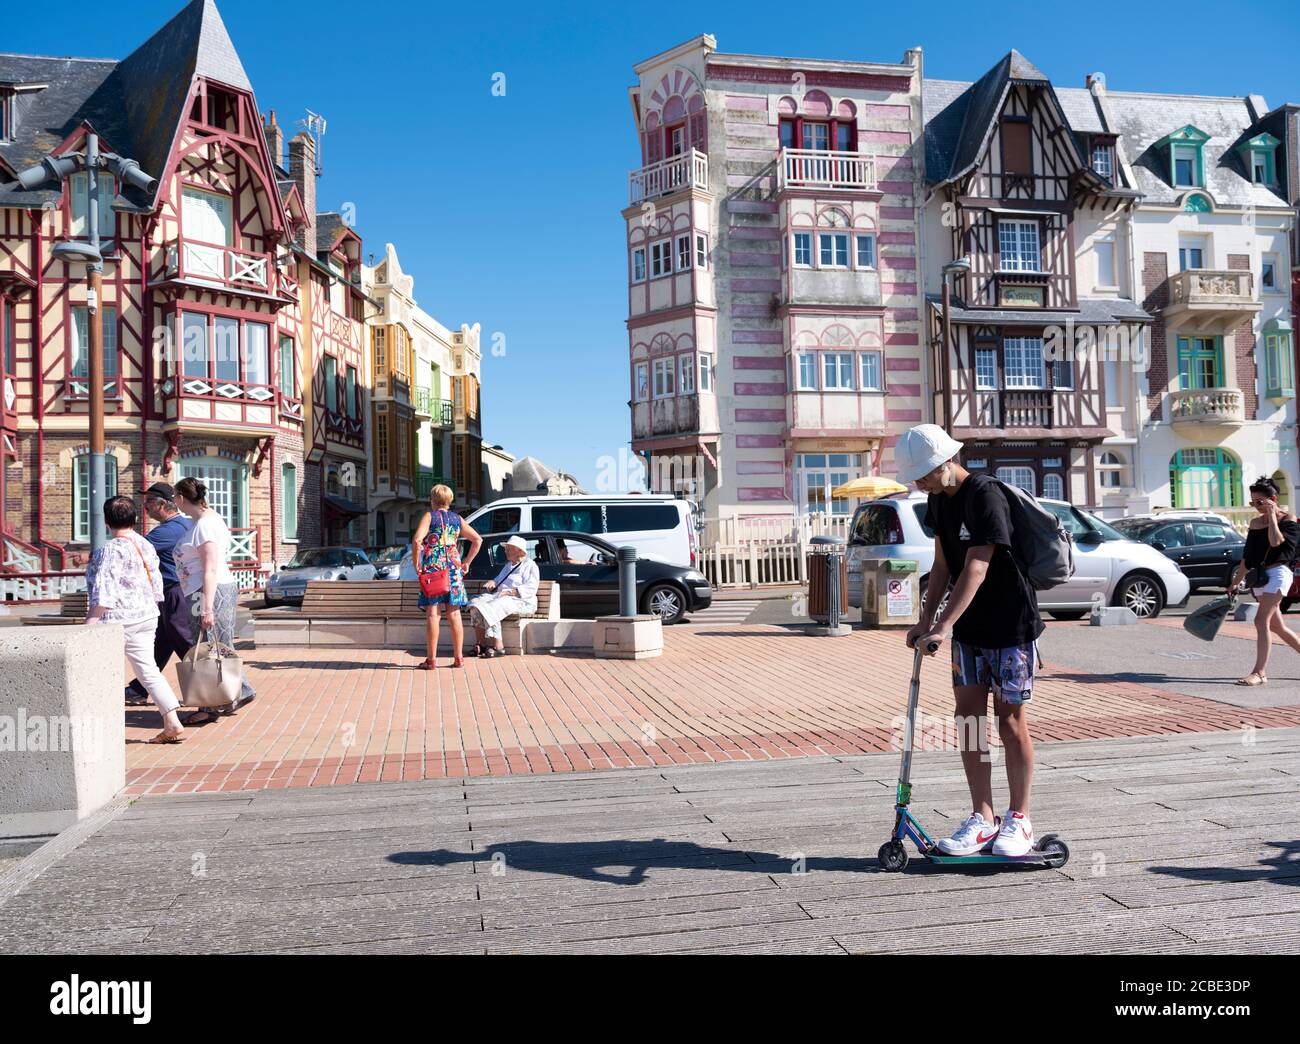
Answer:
[
  {"xmin": 1098, "ymin": 451, "xmax": 1125, "ymax": 489},
  {"xmin": 73, "ymin": 453, "xmax": 118, "ymax": 543},
  {"xmin": 1042, "ymin": 473, "xmax": 1064, "ymax": 501},
  {"xmin": 1170, "ymin": 448, "xmax": 1241, "ymax": 508},
  {"xmin": 996, "ymin": 466, "xmax": 1036, "ymax": 495}
]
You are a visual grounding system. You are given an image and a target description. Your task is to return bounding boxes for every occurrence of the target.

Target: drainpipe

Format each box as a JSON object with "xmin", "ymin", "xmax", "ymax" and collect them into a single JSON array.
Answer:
[
  {"xmin": 32, "ymin": 212, "xmax": 46, "ymax": 569},
  {"xmin": 140, "ymin": 213, "xmax": 151, "ymax": 534},
  {"xmin": 268, "ymin": 436, "xmax": 277, "ymax": 566},
  {"xmin": 910, "ymin": 46, "xmax": 929, "ymax": 438}
]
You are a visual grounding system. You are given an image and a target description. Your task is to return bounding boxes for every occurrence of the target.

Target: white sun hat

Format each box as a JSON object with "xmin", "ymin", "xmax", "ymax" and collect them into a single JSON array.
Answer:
[
  {"xmin": 504, "ymin": 535, "xmax": 529, "ymax": 552},
  {"xmin": 895, "ymin": 424, "xmax": 964, "ymax": 484}
]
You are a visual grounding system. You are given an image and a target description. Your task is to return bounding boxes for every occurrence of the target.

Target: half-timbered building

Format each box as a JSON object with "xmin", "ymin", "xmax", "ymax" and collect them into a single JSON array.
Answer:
[
  {"xmin": 0, "ymin": 0, "xmax": 374, "ymax": 592},
  {"xmin": 922, "ymin": 52, "xmax": 1151, "ymax": 506}
]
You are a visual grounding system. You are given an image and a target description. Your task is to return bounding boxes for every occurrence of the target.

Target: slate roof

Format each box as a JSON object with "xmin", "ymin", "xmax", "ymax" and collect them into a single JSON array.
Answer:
[
  {"xmin": 0, "ymin": 0, "xmax": 252, "ymax": 210},
  {"xmin": 1102, "ymin": 90, "xmax": 1290, "ymax": 209},
  {"xmin": 928, "ymin": 294, "xmax": 1153, "ymax": 326},
  {"xmin": 315, "ymin": 213, "xmax": 349, "ymax": 254}
]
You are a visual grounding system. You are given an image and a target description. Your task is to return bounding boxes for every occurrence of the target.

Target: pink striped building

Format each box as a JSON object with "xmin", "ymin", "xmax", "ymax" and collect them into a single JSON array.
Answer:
[{"xmin": 622, "ymin": 35, "xmax": 924, "ymax": 529}]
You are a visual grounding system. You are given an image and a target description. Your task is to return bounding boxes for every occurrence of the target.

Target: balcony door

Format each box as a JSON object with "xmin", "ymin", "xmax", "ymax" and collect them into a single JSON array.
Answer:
[
  {"xmin": 1176, "ymin": 336, "xmax": 1222, "ymax": 390},
  {"xmin": 182, "ymin": 187, "xmax": 233, "ymax": 282},
  {"xmin": 796, "ymin": 453, "xmax": 863, "ymax": 517}
]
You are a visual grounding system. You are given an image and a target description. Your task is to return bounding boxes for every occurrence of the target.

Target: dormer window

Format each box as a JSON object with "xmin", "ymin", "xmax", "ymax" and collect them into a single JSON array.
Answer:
[
  {"xmin": 1157, "ymin": 125, "xmax": 1210, "ymax": 189},
  {"xmin": 1091, "ymin": 143, "xmax": 1113, "ymax": 180},
  {"xmin": 1236, "ymin": 132, "xmax": 1280, "ymax": 187}
]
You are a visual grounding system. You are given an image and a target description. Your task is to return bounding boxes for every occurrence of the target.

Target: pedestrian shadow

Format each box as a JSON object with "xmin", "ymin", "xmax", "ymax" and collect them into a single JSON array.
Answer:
[
  {"xmin": 1145, "ymin": 840, "xmax": 1300, "ymax": 886},
  {"xmin": 241, "ymin": 659, "xmax": 420, "ymax": 671},
  {"xmin": 387, "ymin": 839, "xmax": 1004, "ymax": 884}
]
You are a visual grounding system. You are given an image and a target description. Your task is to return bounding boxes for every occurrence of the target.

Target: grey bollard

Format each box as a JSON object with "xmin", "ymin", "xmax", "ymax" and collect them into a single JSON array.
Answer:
[
  {"xmin": 1233, "ymin": 602, "xmax": 1258, "ymax": 623},
  {"xmin": 617, "ymin": 545, "xmax": 638, "ymax": 618}
]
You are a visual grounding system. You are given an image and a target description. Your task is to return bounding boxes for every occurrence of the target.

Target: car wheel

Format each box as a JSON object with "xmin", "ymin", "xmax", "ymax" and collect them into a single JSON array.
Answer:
[
  {"xmin": 263, "ymin": 596, "xmax": 280, "ymax": 609},
  {"xmin": 919, "ymin": 576, "xmax": 950, "ymax": 619},
  {"xmin": 1047, "ymin": 610, "xmax": 1087, "ymax": 621},
  {"xmin": 1115, "ymin": 574, "xmax": 1163, "ymax": 619},
  {"xmin": 642, "ymin": 583, "xmax": 686, "ymax": 625}
]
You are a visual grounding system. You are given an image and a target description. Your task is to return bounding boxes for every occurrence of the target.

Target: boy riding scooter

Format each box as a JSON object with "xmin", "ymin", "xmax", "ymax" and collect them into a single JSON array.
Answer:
[{"xmin": 897, "ymin": 424, "xmax": 1045, "ymax": 857}]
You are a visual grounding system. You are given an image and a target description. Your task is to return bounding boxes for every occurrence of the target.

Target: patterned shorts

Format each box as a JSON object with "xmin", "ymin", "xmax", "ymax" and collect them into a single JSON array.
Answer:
[{"xmin": 951, "ymin": 639, "xmax": 1036, "ymax": 705}]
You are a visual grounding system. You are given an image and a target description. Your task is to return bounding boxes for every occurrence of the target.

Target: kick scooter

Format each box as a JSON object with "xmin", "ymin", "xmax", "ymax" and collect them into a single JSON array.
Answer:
[{"xmin": 877, "ymin": 640, "xmax": 1070, "ymax": 872}]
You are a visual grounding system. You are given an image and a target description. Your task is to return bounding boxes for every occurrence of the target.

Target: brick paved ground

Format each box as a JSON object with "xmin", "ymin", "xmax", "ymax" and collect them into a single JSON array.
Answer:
[{"xmin": 122, "ymin": 622, "xmax": 1300, "ymax": 796}]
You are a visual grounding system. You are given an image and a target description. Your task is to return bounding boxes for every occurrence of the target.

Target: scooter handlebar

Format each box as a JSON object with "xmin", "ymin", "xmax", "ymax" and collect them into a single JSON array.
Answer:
[{"xmin": 925, "ymin": 640, "xmax": 940, "ymax": 653}]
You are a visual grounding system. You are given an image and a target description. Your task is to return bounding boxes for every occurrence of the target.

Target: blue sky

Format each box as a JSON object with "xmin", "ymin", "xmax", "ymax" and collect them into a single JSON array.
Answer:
[{"xmin": 8, "ymin": 0, "xmax": 1298, "ymax": 490}]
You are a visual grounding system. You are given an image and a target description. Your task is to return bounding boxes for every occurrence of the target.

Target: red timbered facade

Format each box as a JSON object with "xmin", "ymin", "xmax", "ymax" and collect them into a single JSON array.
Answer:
[
  {"xmin": 0, "ymin": 0, "xmax": 370, "ymax": 590},
  {"xmin": 923, "ymin": 52, "xmax": 1149, "ymax": 506}
]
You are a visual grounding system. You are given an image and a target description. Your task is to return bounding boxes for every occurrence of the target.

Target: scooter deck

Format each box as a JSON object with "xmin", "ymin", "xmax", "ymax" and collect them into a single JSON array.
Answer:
[{"xmin": 923, "ymin": 849, "xmax": 1053, "ymax": 866}]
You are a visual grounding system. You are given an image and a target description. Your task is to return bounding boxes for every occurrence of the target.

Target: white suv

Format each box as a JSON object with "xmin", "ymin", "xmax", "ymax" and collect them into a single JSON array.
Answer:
[{"xmin": 845, "ymin": 492, "xmax": 1190, "ymax": 619}]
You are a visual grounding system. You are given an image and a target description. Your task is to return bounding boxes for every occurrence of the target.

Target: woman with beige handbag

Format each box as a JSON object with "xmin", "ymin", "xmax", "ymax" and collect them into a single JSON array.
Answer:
[
  {"xmin": 172, "ymin": 476, "xmax": 257, "ymax": 723},
  {"xmin": 84, "ymin": 496, "xmax": 185, "ymax": 744}
]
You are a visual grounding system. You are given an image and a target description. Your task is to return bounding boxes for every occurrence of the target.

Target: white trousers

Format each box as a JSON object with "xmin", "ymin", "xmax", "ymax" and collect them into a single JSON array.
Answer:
[{"xmin": 123, "ymin": 615, "xmax": 180, "ymax": 715}]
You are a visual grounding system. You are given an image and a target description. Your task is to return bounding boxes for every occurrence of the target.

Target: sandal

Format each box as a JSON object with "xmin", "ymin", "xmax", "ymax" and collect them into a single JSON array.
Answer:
[
  {"xmin": 185, "ymin": 710, "xmax": 219, "ymax": 725},
  {"xmin": 1236, "ymin": 672, "xmax": 1268, "ymax": 687},
  {"xmin": 147, "ymin": 730, "xmax": 184, "ymax": 744},
  {"xmin": 470, "ymin": 644, "xmax": 484, "ymax": 658},
  {"xmin": 451, "ymin": 657, "xmax": 464, "ymax": 668},
  {"xmin": 417, "ymin": 658, "xmax": 435, "ymax": 670}
]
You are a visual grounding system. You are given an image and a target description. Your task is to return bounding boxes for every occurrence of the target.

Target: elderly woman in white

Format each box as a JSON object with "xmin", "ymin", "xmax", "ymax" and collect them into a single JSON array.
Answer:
[{"xmin": 468, "ymin": 536, "xmax": 539, "ymax": 658}]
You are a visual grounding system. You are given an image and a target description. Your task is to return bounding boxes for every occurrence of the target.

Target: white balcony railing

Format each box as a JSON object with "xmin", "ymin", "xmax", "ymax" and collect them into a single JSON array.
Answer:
[
  {"xmin": 628, "ymin": 149, "xmax": 708, "ymax": 205},
  {"xmin": 166, "ymin": 240, "xmax": 270, "ymax": 292},
  {"xmin": 778, "ymin": 149, "xmax": 877, "ymax": 191},
  {"xmin": 1170, "ymin": 387, "xmax": 1245, "ymax": 425}
]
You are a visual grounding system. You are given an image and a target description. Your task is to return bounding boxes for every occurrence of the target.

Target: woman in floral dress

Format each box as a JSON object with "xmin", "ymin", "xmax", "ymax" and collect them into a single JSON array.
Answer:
[{"xmin": 411, "ymin": 484, "xmax": 482, "ymax": 669}]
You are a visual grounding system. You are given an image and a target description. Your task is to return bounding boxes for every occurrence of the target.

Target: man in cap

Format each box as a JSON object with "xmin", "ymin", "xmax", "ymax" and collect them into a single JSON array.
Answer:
[
  {"xmin": 897, "ymin": 424, "xmax": 1042, "ymax": 857},
  {"xmin": 124, "ymin": 483, "xmax": 196, "ymax": 705}
]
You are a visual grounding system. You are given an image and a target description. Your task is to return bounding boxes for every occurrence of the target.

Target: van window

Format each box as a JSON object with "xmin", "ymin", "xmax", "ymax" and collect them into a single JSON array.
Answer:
[
  {"xmin": 534, "ymin": 506, "xmax": 602, "ymax": 534},
  {"xmin": 481, "ymin": 507, "xmax": 521, "ymax": 534},
  {"xmin": 913, "ymin": 503, "xmax": 935, "ymax": 538},
  {"xmin": 605, "ymin": 504, "xmax": 679, "ymax": 532}
]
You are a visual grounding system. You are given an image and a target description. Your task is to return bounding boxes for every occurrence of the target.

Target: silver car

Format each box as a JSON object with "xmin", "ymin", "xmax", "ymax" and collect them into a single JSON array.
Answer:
[
  {"xmin": 845, "ymin": 492, "xmax": 1191, "ymax": 619},
  {"xmin": 264, "ymin": 546, "xmax": 377, "ymax": 606}
]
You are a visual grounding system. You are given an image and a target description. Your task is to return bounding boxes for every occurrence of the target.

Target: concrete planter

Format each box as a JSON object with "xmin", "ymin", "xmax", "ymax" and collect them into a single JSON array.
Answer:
[{"xmin": 0, "ymin": 624, "xmax": 125, "ymax": 839}]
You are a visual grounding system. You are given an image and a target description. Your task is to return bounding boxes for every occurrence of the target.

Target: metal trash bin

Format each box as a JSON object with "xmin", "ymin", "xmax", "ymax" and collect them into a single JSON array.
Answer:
[
  {"xmin": 806, "ymin": 538, "xmax": 850, "ymax": 636},
  {"xmin": 860, "ymin": 558, "xmax": 920, "ymax": 629}
]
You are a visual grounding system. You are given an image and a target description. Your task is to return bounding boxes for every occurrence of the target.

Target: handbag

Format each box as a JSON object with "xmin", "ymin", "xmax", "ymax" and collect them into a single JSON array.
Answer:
[
  {"xmin": 176, "ymin": 628, "xmax": 244, "ymax": 708},
  {"xmin": 1245, "ymin": 566, "xmax": 1268, "ymax": 590},
  {"xmin": 1183, "ymin": 594, "xmax": 1237, "ymax": 643},
  {"xmin": 418, "ymin": 509, "xmax": 452, "ymax": 598}
]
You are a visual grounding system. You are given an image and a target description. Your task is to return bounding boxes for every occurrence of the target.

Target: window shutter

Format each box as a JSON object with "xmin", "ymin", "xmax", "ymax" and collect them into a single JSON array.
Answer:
[{"xmin": 1002, "ymin": 121, "xmax": 1032, "ymax": 175}]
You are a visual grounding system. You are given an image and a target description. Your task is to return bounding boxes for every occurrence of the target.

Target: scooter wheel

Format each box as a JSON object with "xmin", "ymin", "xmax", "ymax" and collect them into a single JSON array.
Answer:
[
  {"xmin": 877, "ymin": 840, "xmax": 909, "ymax": 872},
  {"xmin": 1038, "ymin": 834, "xmax": 1069, "ymax": 869}
]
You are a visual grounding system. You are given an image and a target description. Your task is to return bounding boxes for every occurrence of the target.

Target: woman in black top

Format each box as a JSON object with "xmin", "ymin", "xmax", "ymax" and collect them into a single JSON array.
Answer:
[{"xmin": 1228, "ymin": 476, "xmax": 1300, "ymax": 685}]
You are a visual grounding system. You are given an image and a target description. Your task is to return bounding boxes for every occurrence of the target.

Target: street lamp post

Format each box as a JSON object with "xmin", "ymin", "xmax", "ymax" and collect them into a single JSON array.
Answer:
[
  {"xmin": 940, "ymin": 256, "xmax": 972, "ymax": 433},
  {"xmin": 14, "ymin": 135, "xmax": 156, "ymax": 554}
]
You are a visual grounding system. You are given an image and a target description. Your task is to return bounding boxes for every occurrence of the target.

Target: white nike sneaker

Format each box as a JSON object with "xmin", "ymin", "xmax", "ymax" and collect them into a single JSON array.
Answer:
[
  {"xmin": 935, "ymin": 812, "xmax": 999, "ymax": 856},
  {"xmin": 992, "ymin": 809, "xmax": 1035, "ymax": 856}
]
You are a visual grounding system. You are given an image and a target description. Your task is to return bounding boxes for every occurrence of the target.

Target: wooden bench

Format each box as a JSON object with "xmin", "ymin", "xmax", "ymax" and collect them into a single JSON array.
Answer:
[
  {"xmin": 252, "ymin": 579, "xmax": 560, "ymax": 653},
  {"xmin": 20, "ymin": 590, "xmax": 88, "ymax": 627}
]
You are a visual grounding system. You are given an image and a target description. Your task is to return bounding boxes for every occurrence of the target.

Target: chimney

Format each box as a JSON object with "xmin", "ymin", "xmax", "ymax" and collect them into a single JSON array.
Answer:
[
  {"xmin": 288, "ymin": 131, "xmax": 316, "ymax": 256},
  {"xmin": 263, "ymin": 110, "xmax": 283, "ymax": 170}
]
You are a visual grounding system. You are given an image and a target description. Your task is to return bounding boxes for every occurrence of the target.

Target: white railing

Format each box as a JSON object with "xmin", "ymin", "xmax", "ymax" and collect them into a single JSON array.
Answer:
[
  {"xmin": 0, "ymin": 573, "xmax": 85, "ymax": 602},
  {"xmin": 699, "ymin": 542, "xmax": 806, "ymax": 589},
  {"xmin": 628, "ymin": 149, "xmax": 708, "ymax": 204},
  {"xmin": 2, "ymin": 535, "xmax": 42, "ymax": 572},
  {"xmin": 1170, "ymin": 387, "xmax": 1245, "ymax": 424},
  {"xmin": 778, "ymin": 149, "xmax": 877, "ymax": 191},
  {"xmin": 701, "ymin": 513, "xmax": 853, "ymax": 547}
]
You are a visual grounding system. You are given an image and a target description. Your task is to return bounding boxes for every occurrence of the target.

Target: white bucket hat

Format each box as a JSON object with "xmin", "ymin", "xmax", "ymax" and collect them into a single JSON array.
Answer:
[
  {"xmin": 895, "ymin": 424, "xmax": 964, "ymax": 484},
  {"xmin": 504, "ymin": 535, "xmax": 529, "ymax": 553}
]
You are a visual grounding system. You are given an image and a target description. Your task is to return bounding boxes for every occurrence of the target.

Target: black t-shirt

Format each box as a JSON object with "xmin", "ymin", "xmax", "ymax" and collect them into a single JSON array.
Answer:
[
  {"xmin": 927, "ymin": 473, "xmax": 1043, "ymax": 649},
  {"xmin": 1243, "ymin": 518, "xmax": 1300, "ymax": 569}
]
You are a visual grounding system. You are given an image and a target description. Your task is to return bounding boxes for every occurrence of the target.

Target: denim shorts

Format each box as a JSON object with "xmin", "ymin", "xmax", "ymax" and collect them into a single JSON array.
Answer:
[{"xmin": 951, "ymin": 639, "xmax": 1036, "ymax": 704}]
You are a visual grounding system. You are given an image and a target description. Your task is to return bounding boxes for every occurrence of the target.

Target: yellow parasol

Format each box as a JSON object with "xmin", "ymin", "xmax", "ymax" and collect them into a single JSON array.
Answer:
[{"xmin": 831, "ymin": 476, "xmax": 908, "ymax": 500}]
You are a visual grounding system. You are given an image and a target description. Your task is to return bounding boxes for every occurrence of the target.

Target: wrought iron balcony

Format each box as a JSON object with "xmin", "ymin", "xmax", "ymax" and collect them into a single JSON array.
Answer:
[
  {"xmin": 416, "ymin": 472, "xmax": 450, "ymax": 499},
  {"xmin": 1170, "ymin": 387, "xmax": 1245, "ymax": 426},
  {"xmin": 778, "ymin": 149, "xmax": 877, "ymax": 192},
  {"xmin": 1164, "ymin": 269, "xmax": 1259, "ymax": 328},
  {"xmin": 628, "ymin": 149, "xmax": 708, "ymax": 205},
  {"xmin": 414, "ymin": 387, "xmax": 454, "ymax": 428}
]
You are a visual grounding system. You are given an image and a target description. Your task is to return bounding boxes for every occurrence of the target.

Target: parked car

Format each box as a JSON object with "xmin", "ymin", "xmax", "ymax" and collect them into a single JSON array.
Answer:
[
  {"xmin": 844, "ymin": 491, "xmax": 1190, "ymax": 619},
  {"xmin": 1109, "ymin": 516, "xmax": 1244, "ymax": 591},
  {"xmin": 462, "ymin": 494, "xmax": 699, "ymax": 568},
  {"xmin": 397, "ymin": 530, "xmax": 712, "ymax": 624},
  {"xmin": 368, "ymin": 544, "xmax": 407, "ymax": 580},
  {"xmin": 264, "ymin": 546, "xmax": 377, "ymax": 606}
]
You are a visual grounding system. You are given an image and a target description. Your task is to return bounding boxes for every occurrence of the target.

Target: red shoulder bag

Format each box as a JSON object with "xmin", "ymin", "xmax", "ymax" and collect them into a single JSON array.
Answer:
[{"xmin": 418, "ymin": 510, "xmax": 452, "ymax": 598}]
